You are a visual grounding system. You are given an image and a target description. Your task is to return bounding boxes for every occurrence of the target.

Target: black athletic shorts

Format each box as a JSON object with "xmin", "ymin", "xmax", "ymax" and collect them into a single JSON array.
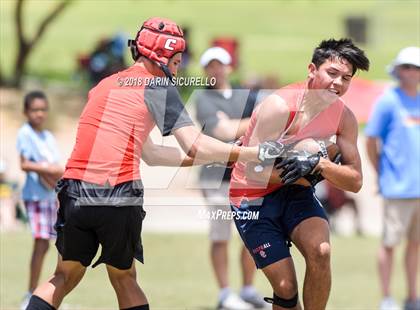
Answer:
[{"xmin": 54, "ymin": 179, "xmax": 146, "ymax": 270}]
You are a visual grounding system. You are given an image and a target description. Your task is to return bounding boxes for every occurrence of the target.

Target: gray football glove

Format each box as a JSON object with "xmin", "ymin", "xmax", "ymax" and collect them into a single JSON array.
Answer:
[
  {"xmin": 258, "ymin": 141, "xmax": 288, "ymax": 165},
  {"xmin": 276, "ymin": 151, "xmax": 321, "ymax": 185}
]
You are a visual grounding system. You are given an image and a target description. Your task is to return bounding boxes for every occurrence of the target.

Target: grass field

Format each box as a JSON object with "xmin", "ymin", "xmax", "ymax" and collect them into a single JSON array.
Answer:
[
  {"xmin": 0, "ymin": 2, "xmax": 415, "ymax": 308},
  {"xmin": 0, "ymin": 230, "xmax": 407, "ymax": 309},
  {"xmin": 0, "ymin": 0, "xmax": 419, "ymax": 84}
]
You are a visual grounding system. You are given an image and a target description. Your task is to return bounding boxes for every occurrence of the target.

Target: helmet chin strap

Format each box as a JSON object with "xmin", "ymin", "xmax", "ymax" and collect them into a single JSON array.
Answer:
[{"xmin": 159, "ymin": 62, "xmax": 174, "ymax": 81}]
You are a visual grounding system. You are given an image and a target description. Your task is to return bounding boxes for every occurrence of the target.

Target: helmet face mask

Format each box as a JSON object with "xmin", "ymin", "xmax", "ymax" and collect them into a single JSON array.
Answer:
[
  {"xmin": 130, "ymin": 17, "xmax": 185, "ymax": 67},
  {"xmin": 128, "ymin": 39, "xmax": 140, "ymax": 61}
]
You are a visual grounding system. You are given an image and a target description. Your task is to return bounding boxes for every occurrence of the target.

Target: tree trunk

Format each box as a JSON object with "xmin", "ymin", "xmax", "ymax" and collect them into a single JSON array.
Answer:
[
  {"xmin": 0, "ymin": 64, "xmax": 4, "ymax": 86},
  {"xmin": 12, "ymin": 39, "xmax": 30, "ymax": 87},
  {"xmin": 10, "ymin": 0, "xmax": 71, "ymax": 87}
]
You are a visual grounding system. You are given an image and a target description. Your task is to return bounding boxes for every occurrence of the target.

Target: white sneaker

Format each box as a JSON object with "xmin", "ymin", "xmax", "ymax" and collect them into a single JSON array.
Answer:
[
  {"xmin": 240, "ymin": 290, "xmax": 268, "ymax": 309},
  {"xmin": 20, "ymin": 292, "xmax": 31, "ymax": 310},
  {"xmin": 380, "ymin": 297, "xmax": 401, "ymax": 310},
  {"xmin": 218, "ymin": 293, "xmax": 253, "ymax": 310}
]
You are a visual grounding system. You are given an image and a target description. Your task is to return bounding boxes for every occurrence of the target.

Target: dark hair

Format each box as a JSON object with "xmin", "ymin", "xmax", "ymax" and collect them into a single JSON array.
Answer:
[
  {"xmin": 23, "ymin": 90, "xmax": 48, "ymax": 111},
  {"xmin": 311, "ymin": 38, "xmax": 370, "ymax": 75}
]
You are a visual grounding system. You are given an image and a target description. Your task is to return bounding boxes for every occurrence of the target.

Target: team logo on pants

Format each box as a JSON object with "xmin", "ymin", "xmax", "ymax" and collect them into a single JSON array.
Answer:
[{"xmin": 252, "ymin": 242, "xmax": 271, "ymax": 258}]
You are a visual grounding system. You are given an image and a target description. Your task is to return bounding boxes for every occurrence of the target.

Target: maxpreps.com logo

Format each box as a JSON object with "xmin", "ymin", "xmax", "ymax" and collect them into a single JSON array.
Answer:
[{"xmin": 252, "ymin": 243, "xmax": 271, "ymax": 258}]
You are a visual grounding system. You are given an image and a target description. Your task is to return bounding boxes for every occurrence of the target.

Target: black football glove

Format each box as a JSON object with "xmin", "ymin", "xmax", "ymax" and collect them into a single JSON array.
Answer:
[
  {"xmin": 304, "ymin": 152, "xmax": 342, "ymax": 186},
  {"xmin": 276, "ymin": 151, "xmax": 321, "ymax": 185},
  {"xmin": 258, "ymin": 141, "xmax": 288, "ymax": 166}
]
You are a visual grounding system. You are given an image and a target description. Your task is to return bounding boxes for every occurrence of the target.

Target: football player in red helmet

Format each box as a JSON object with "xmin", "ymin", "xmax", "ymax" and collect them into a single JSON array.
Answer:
[{"xmin": 25, "ymin": 17, "xmax": 284, "ymax": 310}]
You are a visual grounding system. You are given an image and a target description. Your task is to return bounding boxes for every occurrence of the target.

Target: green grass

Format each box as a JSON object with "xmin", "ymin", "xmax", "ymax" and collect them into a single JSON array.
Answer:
[
  {"xmin": 0, "ymin": 0, "xmax": 419, "ymax": 84},
  {"xmin": 0, "ymin": 230, "xmax": 407, "ymax": 309}
]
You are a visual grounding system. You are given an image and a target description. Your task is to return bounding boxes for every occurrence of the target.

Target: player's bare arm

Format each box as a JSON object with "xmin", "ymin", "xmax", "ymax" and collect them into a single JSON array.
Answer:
[
  {"xmin": 244, "ymin": 94, "xmax": 291, "ymax": 184},
  {"xmin": 173, "ymin": 125, "xmax": 270, "ymax": 164},
  {"xmin": 212, "ymin": 111, "xmax": 250, "ymax": 141},
  {"xmin": 142, "ymin": 137, "xmax": 208, "ymax": 167},
  {"xmin": 317, "ymin": 106, "xmax": 363, "ymax": 192}
]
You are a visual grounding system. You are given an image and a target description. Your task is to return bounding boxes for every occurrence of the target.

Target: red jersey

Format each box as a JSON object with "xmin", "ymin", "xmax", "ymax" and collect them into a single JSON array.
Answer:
[
  {"xmin": 230, "ymin": 82, "xmax": 345, "ymax": 206},
  {"xmin": 63, "ymin": 64, "xmax": 193, "ymax": 186}
]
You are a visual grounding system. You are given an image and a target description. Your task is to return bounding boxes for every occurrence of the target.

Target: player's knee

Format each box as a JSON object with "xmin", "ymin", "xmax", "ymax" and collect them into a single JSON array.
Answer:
[
  {"xmin": 307, "ymin": 241, "xmax": 331, "ymax": 264},
  {"xmin": 318, "ymin": 242, "xmax": 331, "ymax": 259},
  {"xmin": 109, "ymin": 269, "xmax": 137, "ymax": 289},
  {"xmin": 52, "ymin": 268, "xmax": 81, "ymax": 292},
  {"xmin": 272, "ymin": 278, "xmax": 298, "ymax": 299},
  {"xmin": 51, "ymin": 269, "xmax": 69, "ymax": 289},
  {"xmin": 111, "ymin": 276, "xmax": 139, "ymax": 294}
]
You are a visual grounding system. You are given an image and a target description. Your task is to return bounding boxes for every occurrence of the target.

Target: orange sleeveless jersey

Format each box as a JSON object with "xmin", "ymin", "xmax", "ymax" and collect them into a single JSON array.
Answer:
[
  {"xmin": 63, "ymin": 65, "xmax": 156, "ymax": 186},
  {"xmin": 229, "ymin": 82, "xmax": 345, "ymax": 206}
]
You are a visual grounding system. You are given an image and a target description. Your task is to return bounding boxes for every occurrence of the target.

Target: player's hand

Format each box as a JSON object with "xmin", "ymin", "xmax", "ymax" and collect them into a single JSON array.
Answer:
[
  {"xmin": 304, "ymin": 152, "xmax": 342, "ymax": 186},
  {"xmin": 276, "ymin": 151, "xmax": 321, "ymax": 185},
  {"xmin": 258, "ymin": 141, "xmax": 287, "ymax": 165}
]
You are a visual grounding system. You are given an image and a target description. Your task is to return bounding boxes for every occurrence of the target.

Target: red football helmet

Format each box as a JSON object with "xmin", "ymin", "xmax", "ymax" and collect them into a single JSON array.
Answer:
[{"xmin": 129, "ymin": 17, "xmax": 185, "ymax": 66}]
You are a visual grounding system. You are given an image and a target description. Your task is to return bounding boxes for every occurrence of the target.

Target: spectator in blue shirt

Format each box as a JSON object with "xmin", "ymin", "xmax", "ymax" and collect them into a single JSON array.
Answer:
[
  {"xmin": 365, "ymin": 47, "xmax": 420, "ymax": 310},
  {"xmin": 17, "ymin": 91, "xmax": 63, "ymax": 309}
]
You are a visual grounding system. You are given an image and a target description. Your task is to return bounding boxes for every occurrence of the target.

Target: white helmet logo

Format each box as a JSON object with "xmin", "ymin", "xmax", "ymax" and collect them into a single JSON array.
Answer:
[{"xmin": 164, "ymin": 39, "xmax": 177, "ymax": 51}]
